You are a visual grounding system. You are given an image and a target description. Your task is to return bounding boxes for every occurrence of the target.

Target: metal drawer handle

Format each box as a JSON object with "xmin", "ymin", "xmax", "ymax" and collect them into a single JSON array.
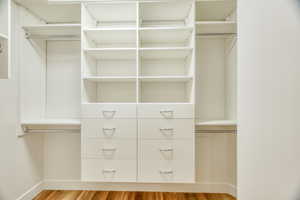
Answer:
[
  {"xmin": 102, "ymin": 128, "xmax": 116, "ymax": 135},
  {"xmin": 159, "ymin": 128, "xmax": 174, "ymax": 135},
  {"xmin": 160, "ymin": 110, "xmax": 174, "ymax": 118},
  {"xmin": 159, "ymin": 148, "xmax": 173, "ymax": 152},
  {"xmin": 159, "ymin": 170, "xmax": 173, "ymax": 175},
  {"xmin": 102, "ymin": 110, "xmax": 116, "ymax": 118},
  {"xmin": 102, "ymin": 147, "xmax": 117, "ymax": 152},
  {"xmin": 103, "ymin": 169, "xmax": 116, "ymax": 173}
]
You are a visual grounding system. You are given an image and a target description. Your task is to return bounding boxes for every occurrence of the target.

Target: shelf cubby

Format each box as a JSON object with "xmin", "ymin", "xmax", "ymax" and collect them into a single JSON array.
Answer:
[
  {"xmin": 140, "ymin": 27, "xmax": 193, "ymax": 48},
  {"xmin": 83, "ymin": 50, "xmax": 136, "ymax": 77},
  {"xmin": 84, "ymin": 2, "xmax": 137, "ymax": 29},
  {"xmin": 84, "ymin": 48, "xmax": 136, "ymax": 60},
  {"xmin": 83, "ymin": 28, "xmax": 136, "ymax": 48},
  {"xmin": 83, "ymin": 80, "xmax": 136, "ymax": 103},
  {"xmin": 196, "ymin": 0, "xmax": 236, "ymax": 21},
  {"xmin": 139, "ymin": 1, "xmax": 194, "ymax": 28},
  {"xmin": 139, "ymin": 81, "xmax": 193, "ymax": 103},
  {"xmin": 140, "ymin": 47, "xmax": 193, "ymax": 59}
]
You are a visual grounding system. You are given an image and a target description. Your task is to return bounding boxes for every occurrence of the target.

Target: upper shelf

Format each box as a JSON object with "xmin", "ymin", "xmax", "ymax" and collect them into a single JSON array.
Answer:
[
  {"xmin": 22, "ymin": 24, "xmax": 81, "ymax": 40},
  {"xmin": 196, "ymin": 0, "xmax": 236, "ymax": 21},
  {"xmin": 84, "ymin": 2, "xmax": 136, "ymax": 28},
  {"xmin": 196, "ymin": 21, "xmax": 236, "ymax": 35},
  {"xmin": 140, "ymin": 1, "xmax": 194, "ymax": 28}
]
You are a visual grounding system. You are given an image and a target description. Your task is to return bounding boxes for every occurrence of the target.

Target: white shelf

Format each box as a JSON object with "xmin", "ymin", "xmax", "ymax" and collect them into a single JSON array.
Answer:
[
  {"xmin": 84, "ymin": 28, "xmax": 136, "ymax": 48},
  {"xmin": 84, "ymin": 48, "xmax": 136, "ymax": 59},
  {"xmin": 139, "ymin": 76, "xmax": 193, "ymax": 82},
  {"xmin": 0, "ymin": 33, "xmax": 8, "ymax": 40},
  {"xmin": 140, "ymin": 27, "xmax": 193, "ymax": 47},
  {"xmin": 196, "ymin": 0, "xmax": 236, "ymax": 21},
  {"xmin": 140, "ymin": 47, "xmax": 193, "ymax": 59},
  {"xmin": 83, "ymin": 76, "xmax": 136, "ymax": 82},
  {"xmin": 21, "ymin": 119, "xmax": 81, "ymax": 133},
  {"xmin": 23, "ymin": 24, "xmax": 81, "ymax": 39},
  {"xmin": 196, "ymin": 120, "xmax": 237, "ymax": 132},
  {"xmin": 196, "ymin": 21, "xmax": 236, "ymax": 35}
]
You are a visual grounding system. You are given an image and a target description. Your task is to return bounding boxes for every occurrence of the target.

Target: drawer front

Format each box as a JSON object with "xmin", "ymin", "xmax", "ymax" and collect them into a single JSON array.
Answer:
[
  {"xmin": 138, "ymin": 104, "xmax": 194, "ymax": 119},
  {"xmin": 139, "ymin": 119, "xmax": 194, "ymax": 139},
  {"xmin": 82, "ymin": 119, "xmax": 137, "ymax": 138},
  {"xmin": 139, "ymin": 139, "xmax": 194, "ymax": 183},
  {"xmin": 83, "ymin": 138, "xmax": 136, "ymax": 160},
  {"xmin": 139, "ymin": 159, "xmax": 194, "ymax": 183},
  {"xmin": 82, "ymin": 159, "xmax": 136, "ymax": 182},
  {"xmin": 140, "ymin": 139, "xmax": 194, "ymax": 161},
  {"xmin": 82, "ymin": 104, "xmax": 137, "ymax": 119}
]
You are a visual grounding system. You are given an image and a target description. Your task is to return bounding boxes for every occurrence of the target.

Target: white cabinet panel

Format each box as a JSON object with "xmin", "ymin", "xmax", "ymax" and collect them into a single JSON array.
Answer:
[
  {"xmin": 82, "ymin": 159, "xmax": 137, "ymax": 182},
  {"xmin": 81, "ymin": 104, "xmax": 137, "ymax": 118},
  {"xmin": 82, "ymin": 119, "xmax": 136, "ymax": 139},
  {"xmin": 138, "ymin": 104, "xmax": 194, "ymax": 119},
  {"xmin": 84, "ymin": 138, "xmax": 136, "ymax": 160},
  {"xmin": 139, "ymin": 119, "xmax": 194, "ymax": 139}
]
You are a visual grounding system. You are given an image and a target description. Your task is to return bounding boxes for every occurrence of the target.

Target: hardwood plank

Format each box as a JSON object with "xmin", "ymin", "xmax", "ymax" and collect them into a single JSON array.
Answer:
[{"xmin": 33, "ymin": 191, "xmax": 237, "ymax": 200}]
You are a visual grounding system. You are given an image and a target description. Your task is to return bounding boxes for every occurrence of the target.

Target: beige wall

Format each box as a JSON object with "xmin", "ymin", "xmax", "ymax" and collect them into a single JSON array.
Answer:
[
  {"xmin": 0, "ymin": 3, "xmax": 44, "ymax": 200},
  {"xmin": 238, "ymin": 0, "xmax": 300, "ymax": 199}
]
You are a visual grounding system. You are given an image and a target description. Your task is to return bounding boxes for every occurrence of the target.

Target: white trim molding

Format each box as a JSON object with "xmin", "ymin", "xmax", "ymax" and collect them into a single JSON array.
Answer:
[
  {"xmin": 16, "ymin": 181, "xmax": 44, "ymax": 200},
  {"xmin": 43, "ymin": 180, "xmax": 237, "ymax": 197}
]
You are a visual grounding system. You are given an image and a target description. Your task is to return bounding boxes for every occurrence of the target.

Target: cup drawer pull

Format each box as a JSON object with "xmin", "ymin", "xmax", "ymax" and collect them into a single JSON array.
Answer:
[
  {"xmin": 102, "ymin": 110, "xmax": 116, "ymax": 118},
  {"xmin": 160, "ymin": 110, "xmax": 174, "ymax": 118},
  {"xmin": 102, "ymin": 169, "xmax": 116, "ymax": 173},
  {"xmin": 102, "ymin": 128, "xmax": 116, "ymax": 135},
  {"xmin": 159, "ymin": 170, "xmax": 173, "ymax": 175},
  {"xmin": 159, "ymin": 148, "xmax": 173, "ymax": 152}
]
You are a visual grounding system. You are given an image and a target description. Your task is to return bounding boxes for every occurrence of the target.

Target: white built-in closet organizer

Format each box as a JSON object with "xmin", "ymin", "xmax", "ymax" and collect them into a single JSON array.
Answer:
[{"xmin": 19, "ymin": 0, "xmax": 237, "ymax": 184}]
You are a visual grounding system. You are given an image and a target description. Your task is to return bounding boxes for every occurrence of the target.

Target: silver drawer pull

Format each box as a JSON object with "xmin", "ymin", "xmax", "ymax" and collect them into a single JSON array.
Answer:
[
  {"xmin": 159, "ymin": 170, "xmax": 173, "ymax": 175},
  {"xmin": 102, "ymin": 147, "xmax": 116, "ymax": 152},
  {"xmin": 160, "ymin": 110, "xmax": 174, "ymax": 118},
  {"xmin": 102, "ymin": 169, "xmax": 116, "ymax": 173},
  {"xmin": 159, "ymin": 148, "xmax": 173, "ymax": 152},
  {"xmin": 159, "ymin": 128, "xmax": 174, "ymax": 135},
  {"xmin": 102, "ymin": 128, "xmax": 116, "ymax": 135},
  {"xmin": 102, "ymin": 110, "xmax": 116, "ymax": 118}
]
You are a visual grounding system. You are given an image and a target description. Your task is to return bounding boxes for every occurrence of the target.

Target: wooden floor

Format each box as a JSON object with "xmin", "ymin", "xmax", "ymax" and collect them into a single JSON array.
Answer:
[{"xmin": 33, "ymin": 191, "xmax": 236, "ymax": 200}]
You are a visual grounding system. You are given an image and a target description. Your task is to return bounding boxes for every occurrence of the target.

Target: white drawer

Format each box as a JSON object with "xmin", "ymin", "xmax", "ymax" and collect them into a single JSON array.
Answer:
[
  {"xmin": 139, "ymin": 119, "xmax": 194, "ymax": 139},
  {"xmin": 82, "ymin": 104, "xmax": 137, "ymax": 118},
  {"xmin": 82, "ymin": 159, "xmax": 136, "ymax": 182},
  {"xmin": 139, "ymin": 159, "xmax": 195, "ymax": 183},
  {"xmin": 82, "ymin": 119, "xmax": 136, "ymax": 138},
  {"xmin": 83, "ymin": 138, "xmax": 136, "ymax": 160},
  {"xmin": 139, "ymin": 139, "xmax": 194, "ymax": 183},
  {"xmin": 140, "ymin": 139, "xmax": 194, "ymax": 161},
  {"xmin": 138, "ymin": 104, "xmax": 194, "ymax": 119}
]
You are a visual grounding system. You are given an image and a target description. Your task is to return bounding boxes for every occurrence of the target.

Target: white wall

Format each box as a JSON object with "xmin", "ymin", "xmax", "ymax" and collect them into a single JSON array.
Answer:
[
  {"xmin": 0, "ymin": 3, "xmax": 44, "ymax": 200},
  {"xmin": 238, "ymin": 0, "xmax": 300, "ymax": 199}
]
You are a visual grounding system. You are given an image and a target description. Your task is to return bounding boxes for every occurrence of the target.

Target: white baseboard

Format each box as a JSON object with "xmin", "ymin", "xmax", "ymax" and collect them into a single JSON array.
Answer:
[
  {"xmin": 43, "ymin": 180, "xmax": 237, "ymax": 197},
  {"xmin": 16, "ymin": 180, "xmax": 236, "ymax": 200},
  {"xmin": 16, "ymin": 181, "xmax": 43, "ymax": 200}
]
